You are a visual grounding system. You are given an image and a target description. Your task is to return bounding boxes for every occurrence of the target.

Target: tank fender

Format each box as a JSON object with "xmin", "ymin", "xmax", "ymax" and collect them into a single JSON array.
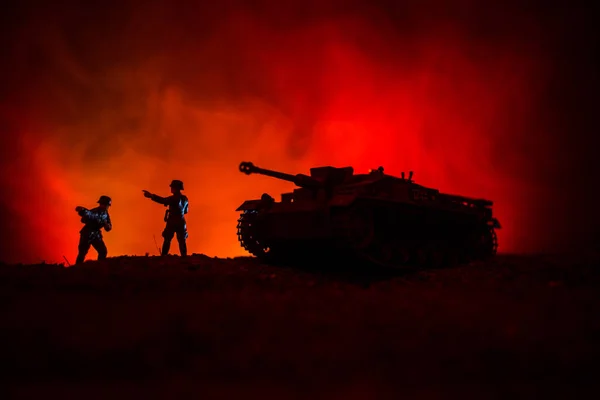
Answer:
[{"xmin": 235, "ymin": 200, "xmax": 264, "ymax": 212}]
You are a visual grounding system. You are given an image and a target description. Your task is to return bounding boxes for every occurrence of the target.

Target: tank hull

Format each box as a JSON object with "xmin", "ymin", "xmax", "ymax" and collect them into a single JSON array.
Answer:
[
  {"xmin": 236, "ymin": 161, "xmax": 500, "ymax": 269},
  {"xmin": 237, "ymin": 197, "xmax": 498, "ymax": 269}
]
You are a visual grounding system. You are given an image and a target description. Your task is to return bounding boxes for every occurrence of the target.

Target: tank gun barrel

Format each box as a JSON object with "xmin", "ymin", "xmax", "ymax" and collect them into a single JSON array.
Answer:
[{"xmin": 239, "ymin": 161, "xmax": 322, "ymax": 189}]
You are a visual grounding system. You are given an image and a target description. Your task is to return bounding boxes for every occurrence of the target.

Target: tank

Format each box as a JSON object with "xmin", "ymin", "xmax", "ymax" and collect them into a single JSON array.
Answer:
[{"xmin": 236, "ymin": 161, "xmax": 501, "ymax": 269}]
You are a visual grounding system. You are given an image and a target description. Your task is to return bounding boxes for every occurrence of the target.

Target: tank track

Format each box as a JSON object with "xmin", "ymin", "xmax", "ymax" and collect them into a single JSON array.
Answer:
[
  {"xmin": 330, "ymin": 203, "xmax": 499, "ymax": 270},
  {"xmin": 490, "ymin": 228, "xmax": 499, "ymax": 254},
  {"xmin": 330, "ymin": 205, "xmax": 412, "ymax": 270},
  {"xmin": 238, "ymin": 206, "xmax": 498, "ymax": 269},
  {"xmin": 482, "ymin": 225, "xmax": 499, "ymax": 257},
  {"xmin": 237, "ymin": 210, "xmax": 271, "ymax": 258}
]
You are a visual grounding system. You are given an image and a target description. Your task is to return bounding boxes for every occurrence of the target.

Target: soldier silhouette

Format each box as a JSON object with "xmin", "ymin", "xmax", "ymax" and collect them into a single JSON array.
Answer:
[
  {"xmin": 75, "ymin": 195, "xmax": 113, "ymax": 264},
  {"xmin": 142, "ymin": 180, "xmax": 189, "ymax": 256}
]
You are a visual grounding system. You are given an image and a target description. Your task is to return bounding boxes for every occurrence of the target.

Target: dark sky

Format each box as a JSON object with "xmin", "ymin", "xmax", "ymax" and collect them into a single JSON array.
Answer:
[{"xmin": 0, "ymin": 0, "xmax": 598, "ymax": 264}]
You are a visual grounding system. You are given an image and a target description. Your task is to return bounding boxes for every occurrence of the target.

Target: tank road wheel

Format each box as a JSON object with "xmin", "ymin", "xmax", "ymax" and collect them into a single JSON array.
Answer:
[
  {"xmin": 368, "ymin": 239, "xmax": 415, "ymax": 269},
  {"xmin": 466, "ymin": 226, "xmax": 498, "ymax": 261},
  {"xmin": 426, "ymin": 242, "xmax": 446, "ymax": 269},
  {"xmin": 333, "ymin": 205, "xmax": 397, "ymax": 269},
  {"xmin": 412, "ymin": 244, "xmax": 429, "ymax": 268},
  {"xmin": 237, "ymin": 210, "xmax": 271, "ymax": 259},
  {"xmin": 445, "ymin": 245, "xmax": 460, "ymax": 267},
  {"xmin": 366, "ymin": 239, "xmax": 395, "ymax": 267},
  {"xmin": 393, "ymin": 241, "xmax": 412, "ymax": 266},
  {"xmin": 333, "ymin": 205, "xmax": 414, "ymax": 269},
  {"xmin": 462, "ymin": 232, "xmax": 480, "ymax": 263},
  {"xmin": 345, "ymin": 206, "xmax": 376, "ymax": 251}
]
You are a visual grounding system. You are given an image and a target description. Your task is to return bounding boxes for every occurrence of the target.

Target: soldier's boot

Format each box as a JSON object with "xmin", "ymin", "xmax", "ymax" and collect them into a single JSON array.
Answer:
[
  {"xmin": 179, "ymin": 240, "xmax": 187, "ymax": 257},
  {"xmin": 161, "ymin": 239, "xmax": 171, "ymax": 256},
  {"xmin": 75, "ymin": 253, "xmax": 86, "ymax": 264},
  {"xmin": 93, "ymin": 239, "xmax": 108, "ymax": 261},
  {"xmin": 176, "ymin": 231, "xmax": 187, "ymax": 257},
  {"xmin": 76, "ymin": 239, "xmax": 90, "ymax": 264}
]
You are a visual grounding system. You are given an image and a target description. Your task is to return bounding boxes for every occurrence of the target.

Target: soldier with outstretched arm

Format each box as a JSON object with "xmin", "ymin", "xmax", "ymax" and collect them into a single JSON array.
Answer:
[
  {"xmin": 142, "ymin": 180, "xmax": 189, "ymax": 256},
  {"xmin": 75, "ymin": 195, "xmax": 113, "ymax": 264}
]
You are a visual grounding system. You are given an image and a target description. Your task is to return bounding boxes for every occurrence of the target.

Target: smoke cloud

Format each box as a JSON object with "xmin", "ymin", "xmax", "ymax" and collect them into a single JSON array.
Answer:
[{"xmin": 1, "ymin": 0, "xmax": 597, "ymax": 264}]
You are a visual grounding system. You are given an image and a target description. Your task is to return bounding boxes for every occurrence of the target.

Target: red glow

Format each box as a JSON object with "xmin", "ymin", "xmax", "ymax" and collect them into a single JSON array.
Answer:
[{"xmin": 1, "ymin": 1, "xmax": 570, "ymax": 264}]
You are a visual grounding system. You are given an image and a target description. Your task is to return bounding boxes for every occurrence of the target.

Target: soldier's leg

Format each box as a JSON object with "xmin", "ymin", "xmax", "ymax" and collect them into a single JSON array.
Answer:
[
  {"xmin": 91, "ymin": 238, "xmax": 108, "ymax": 260},
  {"xmin": 76, "ymin": 235, "xmax": 91, "ymax": 264},
  {"xmin": 176, "ymin": 228, "xmax": 188, "ymax": 257},
  {"xmin": 161, "ymin": 227, "xmax": 175, "ymax": 256}
]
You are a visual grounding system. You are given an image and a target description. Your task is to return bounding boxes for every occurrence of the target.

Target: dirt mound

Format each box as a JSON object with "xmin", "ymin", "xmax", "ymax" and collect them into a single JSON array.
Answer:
[{"xmin": 2, "ymin": 254, "xmax": 600, "ymax": 398}]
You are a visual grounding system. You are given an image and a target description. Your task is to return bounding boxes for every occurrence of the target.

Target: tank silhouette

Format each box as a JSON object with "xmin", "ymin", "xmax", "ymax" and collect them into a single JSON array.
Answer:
[{"xmin": 236, "ymin": 161, "xmax": 501, "ymax": 268}]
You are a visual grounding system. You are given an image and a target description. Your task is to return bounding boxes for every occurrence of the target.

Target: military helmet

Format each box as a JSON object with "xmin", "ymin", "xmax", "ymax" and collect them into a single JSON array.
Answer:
[
  {"xmin": 97, "ymin": 195, "xmax": 112, "ymax": 206},
  {"xmin": 170, "ymin": 179, "xmax": 184, "ymax": 190}
]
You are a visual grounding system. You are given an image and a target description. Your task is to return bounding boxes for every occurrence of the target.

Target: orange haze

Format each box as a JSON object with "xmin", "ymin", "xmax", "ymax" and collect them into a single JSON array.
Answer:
[{"xmin": 1, "ymin": 0, "xmax": 597, "ymax": 264}]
